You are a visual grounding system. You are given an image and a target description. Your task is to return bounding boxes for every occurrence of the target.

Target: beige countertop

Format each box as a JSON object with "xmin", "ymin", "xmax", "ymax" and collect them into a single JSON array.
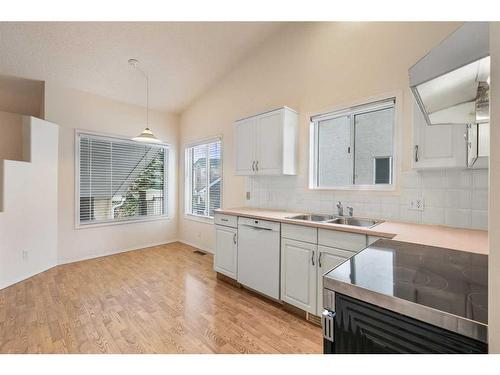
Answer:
[{"xmin": 215, "ymin": 207, "xmax": 488, "ymax": 255}]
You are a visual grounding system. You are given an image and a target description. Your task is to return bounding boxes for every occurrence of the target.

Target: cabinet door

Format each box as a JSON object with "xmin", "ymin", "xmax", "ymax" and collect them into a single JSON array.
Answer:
[
  {"xmin": 316, "ymin": 245, "xmax": 356, "ymax": 315},
  {"xmin": 255, "ymin": 109, "xmax": 283, "ymax": 175},
  {"xmin": 234, "ymin": 117, "xmax": 255, "ymax": 175},
  {"xmin": 281, "ymin": 238, "xmax": 317, "ymax": 314},
  {"xmin": 412, "ymin": 100, "xmax": 466, "ymax": 169},
  {"xmin": 214, "ymin": 225, "xmax": 238, "ymax": 279}
]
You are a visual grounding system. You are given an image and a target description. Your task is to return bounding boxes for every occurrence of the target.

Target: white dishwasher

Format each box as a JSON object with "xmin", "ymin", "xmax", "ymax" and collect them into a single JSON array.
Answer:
[{"xmin": 237, "ymin": 217, "xmax": 281, "ymax": 300}]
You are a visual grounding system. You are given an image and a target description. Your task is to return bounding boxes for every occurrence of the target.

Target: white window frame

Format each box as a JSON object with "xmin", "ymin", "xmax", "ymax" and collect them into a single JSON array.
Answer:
[
  {"xmin": 184, "ymin": 136, "xmax": 223, "ymax": 222},
  {"xmin": 309, "ymin": 95, "xmax": 398, "ymax": 191},
  {"xmin": 75, "ymin": 129, "xmax": 170, "ymax": 229}
]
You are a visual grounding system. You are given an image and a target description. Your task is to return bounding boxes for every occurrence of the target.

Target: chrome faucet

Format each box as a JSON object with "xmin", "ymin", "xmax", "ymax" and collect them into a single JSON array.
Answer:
[
  {"xmin": 336, "ymin": 201, "xmax": 343, "ymax": 217},
  {"xmin": 347, "ymin": 206, "xmax": 353, "ymax": 217}
]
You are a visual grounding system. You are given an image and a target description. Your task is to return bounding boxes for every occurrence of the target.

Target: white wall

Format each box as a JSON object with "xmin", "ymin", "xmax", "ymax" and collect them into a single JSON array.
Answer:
[
  {"xmin": 44, "ymin": 83, "xmax": 179, "ymax": 264},
  {"xmin": 488, "ymin": 21, "xmax": 499, "ymax": 354},
  {"xmin": 0, "ymin": 74, "xmax": 44, "ymax": 118},
  {"xmin": 178, "ymin": 22, "xmax": 463, "ymax": 252},
  {"xmin": 0, "ymin": 117, "xmax": 58, "ymax": 289},
  {"xmin": 0, "ymin": 110, "xmax": 24, "ymax": 161}
]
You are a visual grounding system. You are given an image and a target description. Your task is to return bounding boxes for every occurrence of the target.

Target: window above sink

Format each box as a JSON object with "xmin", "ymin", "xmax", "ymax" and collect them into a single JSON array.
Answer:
[{"xmin": 309, "ymin": 95, "xmax": 398, "ymax": 191}]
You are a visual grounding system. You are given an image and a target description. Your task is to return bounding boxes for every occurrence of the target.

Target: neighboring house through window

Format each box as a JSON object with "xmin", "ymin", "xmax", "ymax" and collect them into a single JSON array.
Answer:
[
  {"xmin": 310, "ymin": 97, "xmax": 395, "ymax": 190},
  {"xmin": 77, "ymin": 132, "xmax": 169, "ymax": 226},
  {"xmin": 185, "ymin": 138, "xmax": 222, "ymax": 219}
]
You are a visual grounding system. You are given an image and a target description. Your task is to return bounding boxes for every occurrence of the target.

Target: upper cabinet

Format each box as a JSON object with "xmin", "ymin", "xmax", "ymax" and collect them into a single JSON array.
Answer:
[
  {"xmin": 234, "ymin": 107, "xmax": 298, "ymax": 176},
  {"xmin": 409, "ymin": 22, "xmax": 490, "ymax": 170},
  {"xmin": 412, "ymin": 99, "xmax": 467, "ymax": 170}
]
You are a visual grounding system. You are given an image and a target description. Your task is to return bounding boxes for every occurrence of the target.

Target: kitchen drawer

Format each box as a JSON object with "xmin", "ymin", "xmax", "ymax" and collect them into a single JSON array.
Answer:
[
  {"xmin": 238, "ymin": 216, "xmax": 281, "ymax": 231},
  {"xmin": 281, "ymin": 223, "xmax": 317, "ymax": 244},
  {"xmin": 318, "ymin": 229, "xmax": 366, "ymax": 251},
  {"xmin": 214, "ymin": 213, "xmax": 238, "ymax": 228}
]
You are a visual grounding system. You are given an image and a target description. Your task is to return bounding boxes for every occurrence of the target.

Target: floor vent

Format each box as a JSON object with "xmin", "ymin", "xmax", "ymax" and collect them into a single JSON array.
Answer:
[{"xmin": 193, "ymin": 250, "xmax": 207, "ymax": 256}]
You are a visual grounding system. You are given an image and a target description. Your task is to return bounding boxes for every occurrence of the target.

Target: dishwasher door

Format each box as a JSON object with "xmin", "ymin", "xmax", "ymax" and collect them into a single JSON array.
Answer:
[{"xmin": 237, "ymin": 217, "xmax": 281, "ymax": 300}]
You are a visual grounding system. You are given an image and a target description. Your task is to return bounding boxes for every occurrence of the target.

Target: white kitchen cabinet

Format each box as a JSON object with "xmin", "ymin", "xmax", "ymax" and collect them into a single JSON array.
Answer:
[
  {"xmin": 318, "ymin": 228, "xmax": 366, "ymax": 251},
  {"xmin": 281, "ymin": 238, "xmax": 317, "ymax": 314},
  {"xmin": 316, "ymin": 245, "xmax": 356, "ymax": 315},
  {"xmin": 214, "ymin": 225, "xmax": 238, "ymax": 279},
  {"xmin": 367, "ymin": 235, "xmax": 383, "ymax": 246},
  {"xmin": 234, "ymin": 107, "xmax": 298, "ymax": 176},
  {"xmin": 281, "ymin": 223, "xmax": 317, "ymax": 244},
  {"xmin": 412, "ymin": 99, "xmax": 467, "ymax": 170},
  {"xmin": 234, "ymin": 117, "xmax": 255, "ymax": 175}
]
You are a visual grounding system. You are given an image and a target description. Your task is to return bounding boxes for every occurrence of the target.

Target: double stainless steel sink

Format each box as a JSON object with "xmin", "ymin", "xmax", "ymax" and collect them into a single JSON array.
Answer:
[{"xmin": 285, "ymin": 213, "xmax": 381, "ymax": 228}]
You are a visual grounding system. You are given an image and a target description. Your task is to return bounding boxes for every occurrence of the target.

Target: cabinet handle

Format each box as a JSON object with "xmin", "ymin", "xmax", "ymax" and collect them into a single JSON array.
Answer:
[
  {"xmin": 252, "ymin": 161, "xmax": 255, "ymax": 172},
  {"xmin": 233, "ymin": 233, "xmax": 237, "ymax": 245},
  {"xmin": 256, "ymin": 160, "xmax": 259, "ymax": 171},
  {"xmin": 318, "ymin": 252, "xmax": 322, "ymax": 268},
  {"xmin": 414, "ymin": 145, "xmax": 419, "ymax": 162},
  {"xmin": 311, "ymin": 250, "xmax": 315, "ymax": 266}
]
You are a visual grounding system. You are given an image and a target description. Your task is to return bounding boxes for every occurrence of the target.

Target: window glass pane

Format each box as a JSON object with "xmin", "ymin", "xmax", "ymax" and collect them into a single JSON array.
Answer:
[
  {"xmin": 312, "ymin": 99, "xmax": 395, "ymax": 189},
  {"xmin": 208, "ymin": 141, "xmax": 222, "ymax": 216},
  {"xmin": 191, "ymin": 144, "xmax": 208, "ymax": 216},
  {"xmin": 354, "ymin": 107, "xmax": 394, "ymax": 185},
  {"xmin": 113, "ymin": 146, "xmax": 165, "ymax": 220},
  {"xmin": 374, "ymin": 157, "xmax": 391, "ymax": 184},
  {"xmin": 318, "ymin": 115, "xmax": 352, "ymax": 186},
  {"xmin": 186, "ymin": 139, "xmax": 222, "ymax": 218},
  {"xmin": 78, "ymin": 134, "xmax": 167, "ymax": 225}
]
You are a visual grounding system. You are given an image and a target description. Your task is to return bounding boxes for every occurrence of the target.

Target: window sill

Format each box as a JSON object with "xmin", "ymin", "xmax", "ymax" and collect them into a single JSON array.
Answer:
[
  {"xmin": 184, "ymin": 214, "xmax": 215, "ymax": 224},
  {"xmin": 308, "ymin": 184, "xmax": 396, "ymax": 192},
  {"xmin": 76, "ymin": 214, "xmax": 171, "ymax": 229}
]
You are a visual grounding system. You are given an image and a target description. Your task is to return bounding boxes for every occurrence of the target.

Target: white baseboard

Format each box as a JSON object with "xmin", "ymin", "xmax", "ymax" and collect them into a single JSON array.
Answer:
[
  {"xmin": 177, "ymin": 239, "xmax": 214, "ymax": 254},
  {"xmin": 0, "ymin": 261, "xmax": 57, "ymax": 291},
  {"xmin": 57, "ymin": 238, "xmax": 180, "ymax": 265},
  {"xmin": 0, "ymin": 238, "xmax": 209, "ymax": 290}
]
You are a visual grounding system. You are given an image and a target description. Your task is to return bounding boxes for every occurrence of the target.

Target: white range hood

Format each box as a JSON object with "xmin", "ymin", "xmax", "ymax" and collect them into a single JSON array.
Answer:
[{"xmin": 409, "ymin": 22, "xmax": 490, "ymax": 126}]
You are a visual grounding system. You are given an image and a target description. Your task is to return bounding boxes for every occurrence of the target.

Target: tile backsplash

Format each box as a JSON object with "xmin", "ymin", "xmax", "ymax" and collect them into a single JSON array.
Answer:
[{"xmin": 244, "ymin": 169, "xmax": 488, "ymax": 230}]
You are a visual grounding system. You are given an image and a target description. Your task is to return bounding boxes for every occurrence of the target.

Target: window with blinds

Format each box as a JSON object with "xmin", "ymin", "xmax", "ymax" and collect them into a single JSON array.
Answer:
[
  {"xmin": 77, "ymin": 133, "xmax": 168, "ymax": 225},
  {"xmin": 185, "ymin": 138, "xmax": 222, "ymax": 218}
]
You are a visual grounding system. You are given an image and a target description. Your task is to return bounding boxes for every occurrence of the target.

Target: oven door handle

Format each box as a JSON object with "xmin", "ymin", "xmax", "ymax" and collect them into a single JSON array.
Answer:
[{"xmin": 322, "ymin": 310, "xmax": 335, "ymax": 343}]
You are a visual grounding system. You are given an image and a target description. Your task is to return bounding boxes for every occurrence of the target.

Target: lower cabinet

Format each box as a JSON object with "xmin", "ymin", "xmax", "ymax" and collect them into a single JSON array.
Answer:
[
  {"xmin": 214, "ymin": 225, "xmax": 238, "ymax": 279},
  {"xmin": 316, "ymin": 245, "xmax": 356, "ymax": 316},
  {"xmin": 281, "ymin": 238, "xmax": 357, "ymax": 316},
  {"xmin": 280, "ymin": 238, "xmax": 317, "ymax": 314}
]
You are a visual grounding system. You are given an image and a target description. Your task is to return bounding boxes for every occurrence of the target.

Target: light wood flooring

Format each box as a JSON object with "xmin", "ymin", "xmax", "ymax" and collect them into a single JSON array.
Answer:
[{"xmin": 0, "ymin": 242, "xmax": 322, "ymax": 353}]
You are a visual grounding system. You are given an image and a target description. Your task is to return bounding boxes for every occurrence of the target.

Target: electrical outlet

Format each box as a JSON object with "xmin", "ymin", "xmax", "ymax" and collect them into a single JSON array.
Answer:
[
  {"xmin": 409, "ymin": 198, "xmax": 425, "ymax": 211},
  {"xmin": 22, "ymin": 250, "xmax": 29, "ymax": 260},
  {"xmin": 246, "ymin": 191, "xmax": 251, "ymax": 200}
]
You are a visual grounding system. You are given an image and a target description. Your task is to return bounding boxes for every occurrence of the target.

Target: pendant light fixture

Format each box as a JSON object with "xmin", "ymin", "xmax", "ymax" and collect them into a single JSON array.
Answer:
[{"xmin": 128, "ymin": 58, "xmax": 162, "ymax": 143}]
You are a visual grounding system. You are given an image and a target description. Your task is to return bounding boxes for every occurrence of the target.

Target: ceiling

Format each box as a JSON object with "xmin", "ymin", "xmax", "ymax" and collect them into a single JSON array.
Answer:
[{"xmin": 0, "ymin": 22, "xmax": 283, "ymax": 113}]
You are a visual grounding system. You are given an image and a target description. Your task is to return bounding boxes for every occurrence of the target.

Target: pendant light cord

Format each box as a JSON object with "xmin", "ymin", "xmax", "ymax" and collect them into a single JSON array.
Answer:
[{"xmin": 130, "ymin": 61, "xmax": 149, "ymax": 129}]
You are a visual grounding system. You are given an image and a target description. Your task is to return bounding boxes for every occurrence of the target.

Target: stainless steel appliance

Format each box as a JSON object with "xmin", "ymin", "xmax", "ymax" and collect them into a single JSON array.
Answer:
[
  {"xmin": 409, "ymin": 22, "xmax": 490, "ymax": 168},
  {"xmin": 409, "ymin": 22, "xmax": 490, "ymax": 126},
  {"xmin": 321, "ymin": 239, "xmax": 488, "ymax": 354}
]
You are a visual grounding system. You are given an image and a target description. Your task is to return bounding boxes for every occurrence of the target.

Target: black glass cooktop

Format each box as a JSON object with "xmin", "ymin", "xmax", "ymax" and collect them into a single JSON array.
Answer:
[{"xmin": 324, "ymin": 239, "xmax": 488, "ymax": 324}]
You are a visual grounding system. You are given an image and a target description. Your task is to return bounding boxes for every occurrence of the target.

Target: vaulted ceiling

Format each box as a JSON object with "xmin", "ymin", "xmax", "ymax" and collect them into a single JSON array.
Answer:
[{"xmin": 0, "ymin": 22, "xmax": 284, "ymax": 113}]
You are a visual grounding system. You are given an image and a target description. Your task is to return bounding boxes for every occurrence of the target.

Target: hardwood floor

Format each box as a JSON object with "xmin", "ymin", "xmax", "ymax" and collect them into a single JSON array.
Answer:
[{"xmin": 0, "ymin": 242, "xmax": 322, "ymax": 353}]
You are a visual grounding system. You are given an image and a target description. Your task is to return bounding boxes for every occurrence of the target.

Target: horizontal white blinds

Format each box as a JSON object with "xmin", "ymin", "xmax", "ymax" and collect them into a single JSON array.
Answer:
[
  {"xmin": 187, "ymin": 139, "xmax": 221, "ymax": 218},
  {"xmin": 79, "ymin": 133, "xmax": 167, "ymax": 225}
]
